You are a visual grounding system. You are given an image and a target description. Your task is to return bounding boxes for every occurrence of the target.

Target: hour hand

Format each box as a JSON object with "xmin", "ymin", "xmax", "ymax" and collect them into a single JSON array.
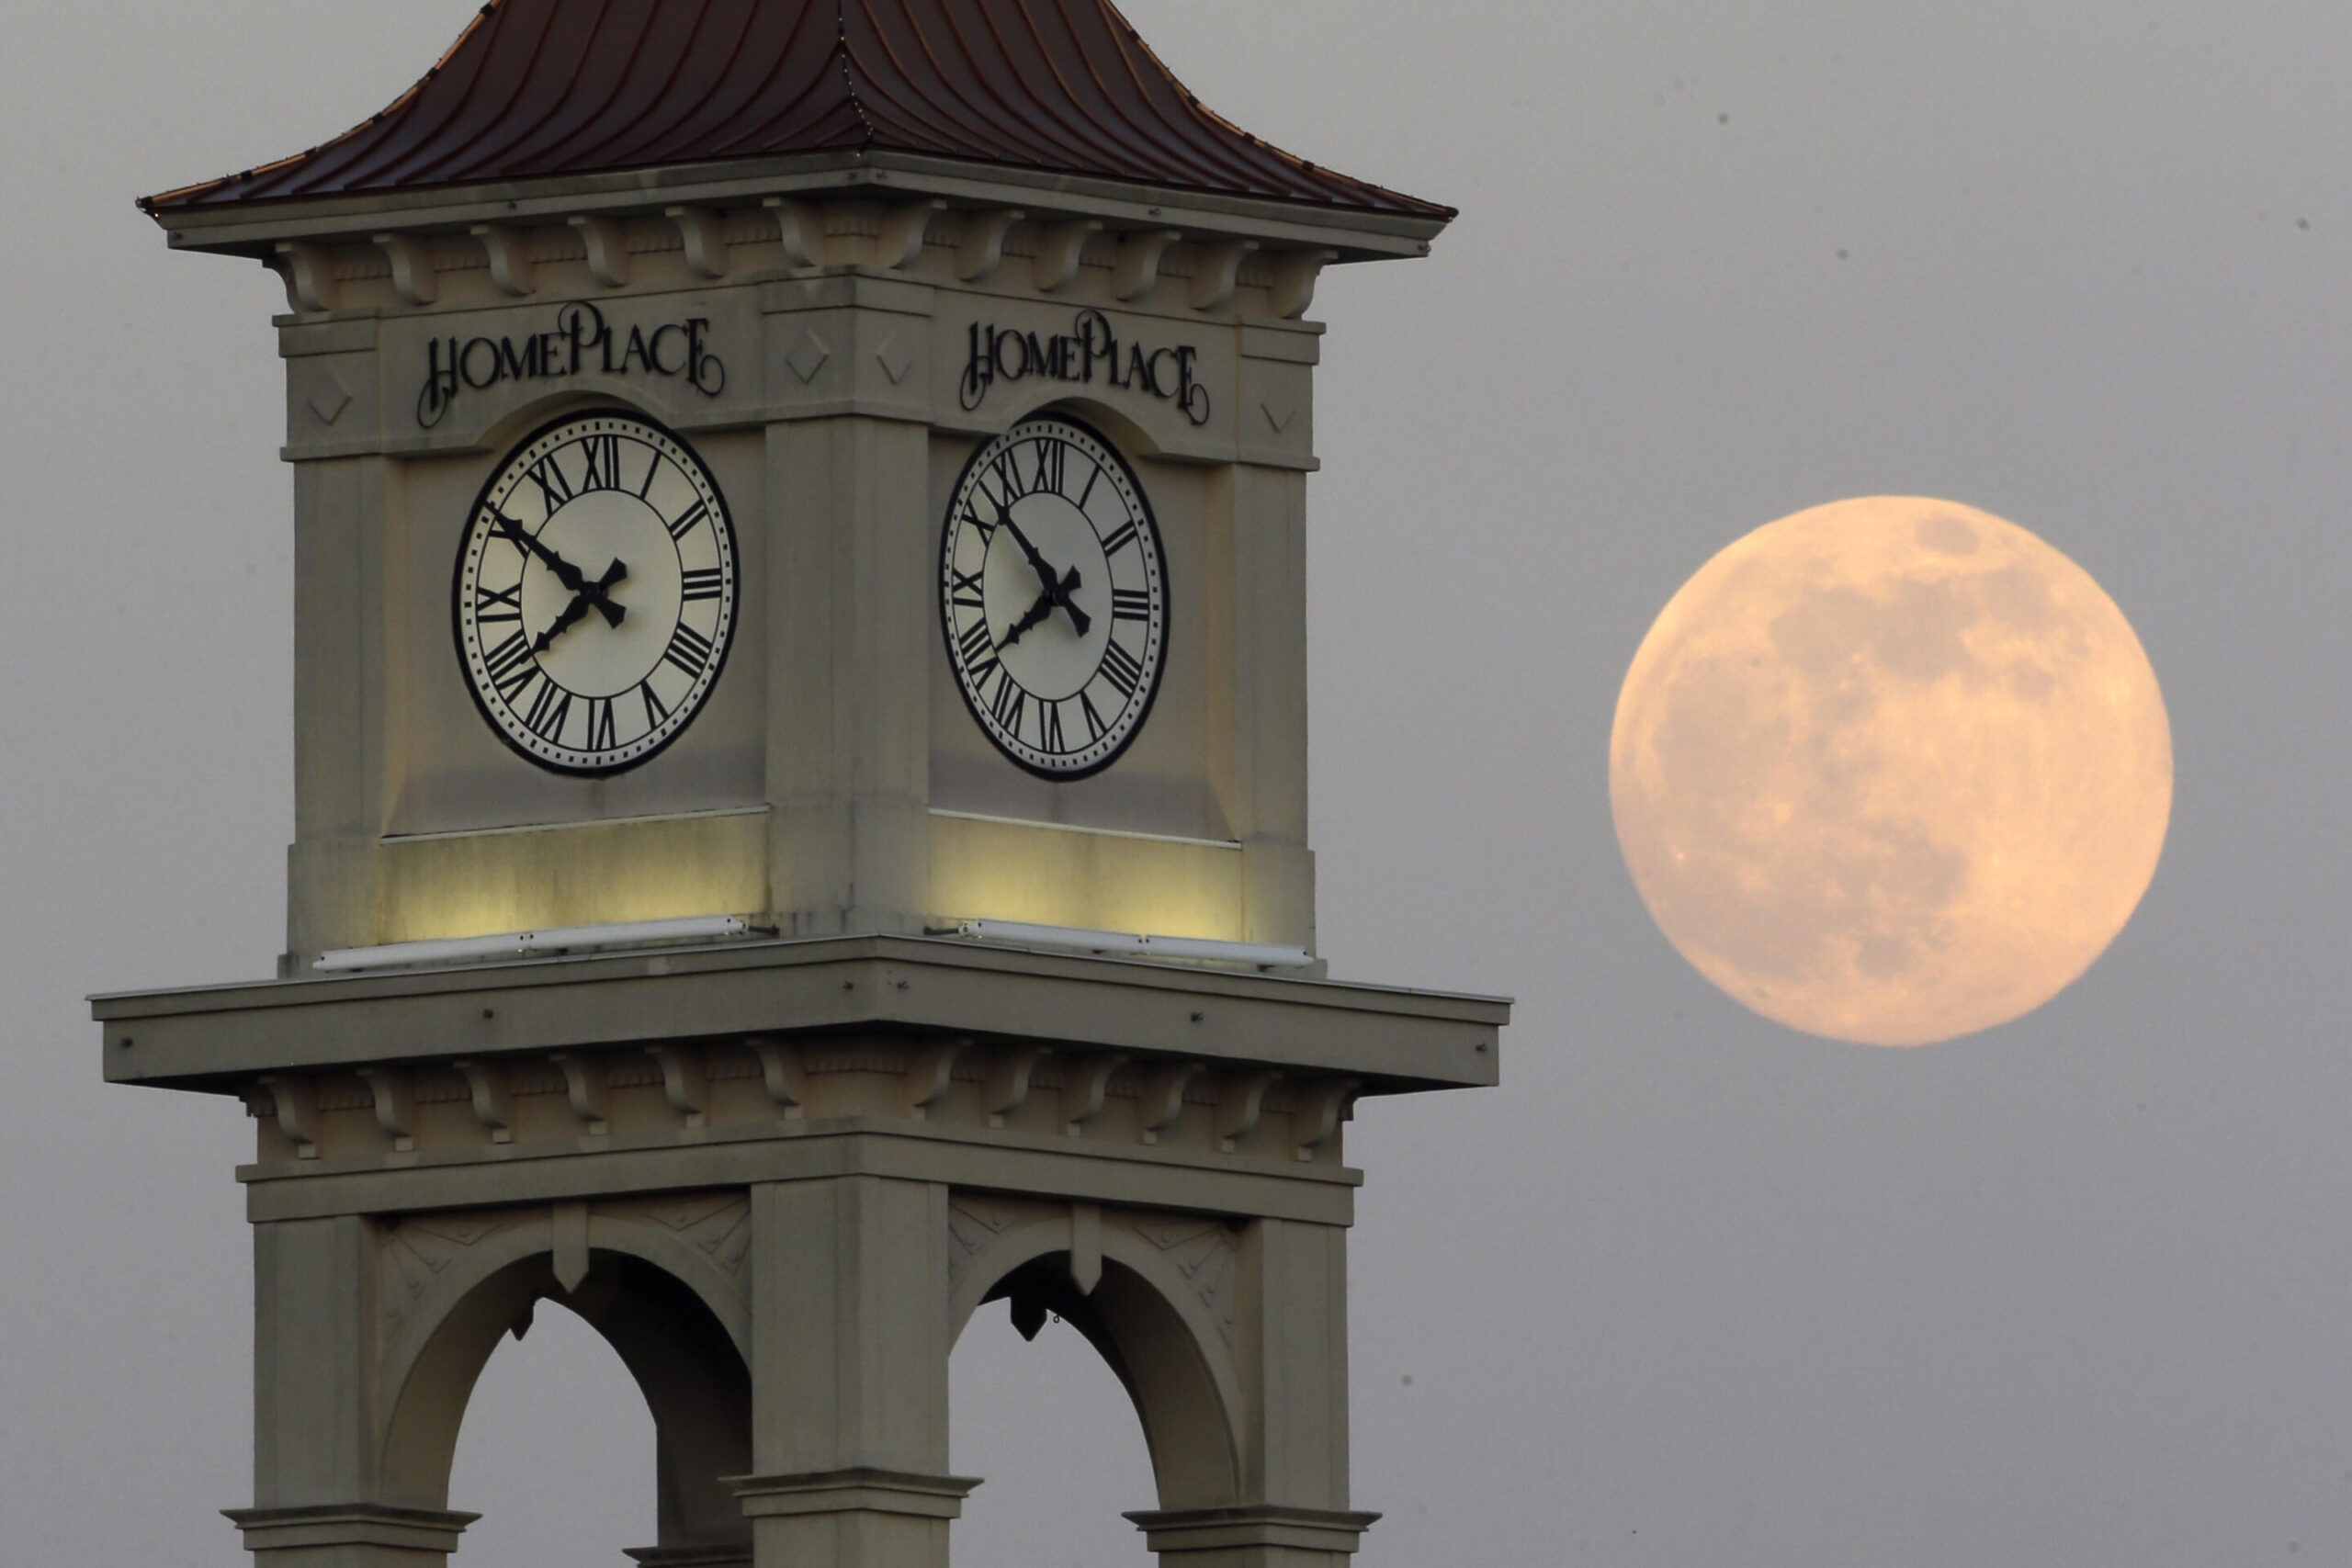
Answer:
[
  {"xmin": 530, "ymin": 558, "xmax": 628, "ymax": 653},
  {"xmin": 998, "ymin": 566, "xmax": 1082, "ymax": 650},
  {"xmin": 1001, "ymin": 520, "xmax": 1091, "ymax": 637}
]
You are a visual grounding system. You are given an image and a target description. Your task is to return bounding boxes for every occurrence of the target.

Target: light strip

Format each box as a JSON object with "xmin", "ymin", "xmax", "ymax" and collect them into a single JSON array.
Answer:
[
  {"xmin": 952, "ymin": 919, "xmax": 1314, "ymax": 970},
  {"xmin": 313, "ymin": 915, "xmax": 753, "ymax": 973}
]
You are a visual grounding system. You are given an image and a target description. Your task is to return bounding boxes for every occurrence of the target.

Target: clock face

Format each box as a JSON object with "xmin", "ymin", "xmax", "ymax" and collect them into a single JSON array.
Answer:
[
  {"xmin": 453, "ymin": 410, "xmax": 737, "ymax": 776},
  {"xmin": 939, "ymin": 416, "xmax": 1169, "ymax": 779}
]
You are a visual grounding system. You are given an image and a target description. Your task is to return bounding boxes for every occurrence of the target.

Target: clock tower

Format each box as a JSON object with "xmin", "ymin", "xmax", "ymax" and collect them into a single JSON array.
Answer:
[{"xmin": 100, "ymin": 5, "xmax": 1507, "ymax": 1567}]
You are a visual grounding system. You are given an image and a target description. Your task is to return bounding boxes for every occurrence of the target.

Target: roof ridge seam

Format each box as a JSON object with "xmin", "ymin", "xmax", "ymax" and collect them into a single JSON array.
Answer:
[{"xmin": 836, "ymin": 0, "xmax": 878, "ymax": 152}]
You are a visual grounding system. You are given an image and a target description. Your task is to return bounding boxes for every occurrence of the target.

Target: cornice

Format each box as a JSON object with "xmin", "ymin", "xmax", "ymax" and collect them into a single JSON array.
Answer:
[{"xmin": 150, "ymin": 152, "xmax": 1447, "ymax": 264}]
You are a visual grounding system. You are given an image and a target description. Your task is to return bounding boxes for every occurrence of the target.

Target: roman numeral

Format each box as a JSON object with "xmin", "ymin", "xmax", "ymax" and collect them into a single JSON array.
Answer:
[
  {"xmin": 989, "ymin": 674, "xmax": 1026, "ymax": 738},
  {"xmin": 1098, "ymin": 520, "xmax": 1138, "ymax": 558},
  {"xmin": 639, "ymin": 680, "xmax": 672, "ymax": 729},
  {"xmin": 1111, "ymin": 588, "xmax": 1151, "ymax": 622},
  {"xmin": 1031, "ymin": 437, "xmax": 1066, "ymax": 494},
  {"xmin": 1100, "ymin": 638, "xmax": 1144, "ymax": 699},
  {"xmin": 665, "ymin": 499, "xmax": 710, "ymax": 542},
  {"xmin": 526, "ymin": 455, "xmax": 574, "ymax": 512},
  {"xmin": 1041, "ymin": 700, "xmax": 1067, "ymax": 754},
  {"xmin": 989, "ymin": 451, "xmax": 1028, "ymax": 502},
  {"xmin": 1076, "ymin": 462, "xmax": 1100, "ymax": 512},
  {"xmin": 481, "ymin": 631, "xmax": 537, "ymax": 702},
  {"xmin": 948, "ymin": 566, "xmax": 986, "ymax": 609},
  {"xmin": 681, "ymin": 567, "xmax": 725, "ymax": 602},
  {"xmin": 1079, "ymin": 690, "xmax": 1107, "ymax": 741},
  {"xmin": 472, "ymin": 581, "xmax": 523, "ymax": 624},
  {"xmin": 576, "ymin": 434, "xmax": 624, "ymax": 492},
  {"xmin": 956, "ymin": 617, "xmax": 1001, "ymax": 685},
  {"xmin": 961, "ymin": 502, "xmax": 998, "ymax": 544},
  {"xmin": 662, "ymin": 622, "xmax": 716, "ymax": 680},
  {"xmin": 523, "ymin": 679, "xmax": 572, "ymax": 741},
  {"xmin": 585, "ymin": 696, "xmax": 617, "ymax": 752}
]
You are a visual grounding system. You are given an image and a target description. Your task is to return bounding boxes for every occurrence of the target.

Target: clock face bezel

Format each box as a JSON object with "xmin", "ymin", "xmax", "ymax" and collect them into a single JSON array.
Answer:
[
  {"xmin": 451, "ymin": 406, "xmax": 740, "ymax": 779},
  {"xmin": 938, "ymin": 413, "xmax": 1170, "ymax": 782}
]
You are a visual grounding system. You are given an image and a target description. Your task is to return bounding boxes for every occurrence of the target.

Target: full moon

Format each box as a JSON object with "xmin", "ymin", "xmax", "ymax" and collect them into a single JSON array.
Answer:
[{"xmin": 1610, "ymin": 496, "xmax": 2172, "ymax": 1045}]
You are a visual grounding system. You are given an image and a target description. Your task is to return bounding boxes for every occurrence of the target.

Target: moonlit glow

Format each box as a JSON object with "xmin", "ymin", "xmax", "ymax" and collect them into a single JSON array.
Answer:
[{"xmin": 1610, "ymin": 496, "xmax": 2172, "ymax": 1045}]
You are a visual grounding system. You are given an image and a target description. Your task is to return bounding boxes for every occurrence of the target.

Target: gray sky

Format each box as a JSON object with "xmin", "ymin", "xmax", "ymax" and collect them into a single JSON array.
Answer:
[{"xmin": 5, "ymin": 3, "xmax": 2347, "ymax": 1564}]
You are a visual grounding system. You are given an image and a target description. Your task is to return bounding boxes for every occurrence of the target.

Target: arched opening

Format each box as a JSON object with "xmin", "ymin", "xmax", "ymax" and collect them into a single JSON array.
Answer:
[
  {"xmin": 949, "ymin": 1235, "xmax": 1245, "ymax": 1562},
  {"xmin": 385, "ymin": 1247, "xmax": 752, "ymax": 1564},
  {"xmin": 448, "ymin": 1297, "xmax": 652, "ymax": 1564},
  {"xmin": 951, "ymin": 1290, "xmax": 1158, "ymax": 1564}
]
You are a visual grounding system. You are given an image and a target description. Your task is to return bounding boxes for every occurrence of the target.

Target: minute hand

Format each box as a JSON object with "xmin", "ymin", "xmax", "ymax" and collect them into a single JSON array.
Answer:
[
  {"xmin": 1001, "ymin": 519, "xmax": 1091, "ymax": 637},
  {"xmin": 998, "ymin": 566, "xmax": 1083, "ymax": 650},
  {"xmin": 492, "ymin": 509, "xmax": 625, "ymax": 627},
  {"xmin": 533, "ymin": 558, "xmax": 631, "ymax": 653}
]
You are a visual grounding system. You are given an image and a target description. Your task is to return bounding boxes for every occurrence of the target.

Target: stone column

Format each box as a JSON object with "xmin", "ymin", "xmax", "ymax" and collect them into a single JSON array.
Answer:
[
  {"xmin": 736, "ymin": 1177, "xmax": 977, "ymax": 1568},
  {"xmin": 283, "ymin": 453, "xmax": 393, "ymax": 960},
  {"xmin": 1216, "ymin": 461, "xmax": 1317, "ymax": 954},
  {"xmin": 1126, "ymin": 1217, "xmax": 1373, "ymax": 1568},
  {"xmin": 236, "ymin": 1215, "xmax": 478, "ymax": 1568},
  {"xmin": 762, "ymin": 272, "xmax": 937, "ymax": 941}
]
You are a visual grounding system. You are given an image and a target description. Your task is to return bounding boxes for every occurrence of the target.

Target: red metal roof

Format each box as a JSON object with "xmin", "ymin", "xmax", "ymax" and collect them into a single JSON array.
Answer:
[{"xmin": 141, "ymin": 0, "xmax": 1450, "ymax": 219}]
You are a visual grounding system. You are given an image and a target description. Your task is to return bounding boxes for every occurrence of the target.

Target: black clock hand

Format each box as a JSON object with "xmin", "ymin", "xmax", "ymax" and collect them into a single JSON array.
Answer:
[
  {"xmin": 532, "ymin": 592, "xmax": 595, "ymax": 655},
  {"xmin": 492, "ymin": 509, "xmax": 627, "ymax": 627},
  {"xmin": 1000, "ymin": 519, "xmax": 1093, "ymax": 637},
  {"xmin": 998, "ymin": 566, "xmax": 1083, "ymax": 650},
  {"xmin": 530, "ymin": 558, "xmax": 629, "ymax": 654}
]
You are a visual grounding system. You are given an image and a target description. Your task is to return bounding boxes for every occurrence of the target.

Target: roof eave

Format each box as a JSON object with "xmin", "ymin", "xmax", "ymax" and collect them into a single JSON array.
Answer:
[{"xmin": 144, "ymin": 149, "xmax": 1452, "ymax": 264}]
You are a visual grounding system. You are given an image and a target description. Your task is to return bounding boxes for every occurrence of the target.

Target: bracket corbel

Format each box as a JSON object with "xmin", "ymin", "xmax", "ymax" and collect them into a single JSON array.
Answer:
[
  {"xmin": 567, "ymin": 215, "xmax": 631, "ymax": 288},
  {"xmin": 1031, "ymin": 220, "xmax": 1102, "ymax": 293},
  {"xmin": 1060, "ymin": 1053, "xmax": 1125, "ymax": 1136},
  {"xmin": 1293, "ymin": 1078, "xmax": 1360, "ymax": 1161},
  {"xmin": 357, "ymin": 1067, "xmax": 416, "ymax": 1152},
  {"xmin": 255, "ymin": 1074, "xmax": 318, "ymax": 1159},
  {"xmin": 471, "ymin": 224, "xmax": 536, "ymax": 295},
  {"xmin": 373, "ymin": 232, "xmax": 438, "ymax": 304},
  {"xmin": 748, "ymin": 1036, "xmax": 807, "ymax": 1118},
  {"xmin": 1216, "ymin": 1070, "xmax": 1279, "ymax": 1153},
  {"xmin": 763, "ymin": 197, "xmax": 821, "ymax": 267},
  {"xmin": 903, "ymin": 1037, "xmax": 971, "ymax": 1121},
  {"xmin": 1111, "ymin": 229, "xmax": 1181, "ymax": 300},
  {"xmin": 273, "ymin": 242, "xmax": 336, "ymax": 312},
  {"xmin": 666, "ymin": 206, "xmax": 730, "ymax": 278},
  {"xmin": 1136, "ymin": 1061, "xmax": 1204, "ymax": 1145},
  {"xmin": 548, "ymin": 1052, "xmax": 608, "ymax": 1134},
  {"xmin": 956, "ymin": 209, "xmax": 1023, "ymax": 281},
  {"xmin": 453, "ymin": 1061, "xmax": 514, "ymax": 1145},
  {"xmin": 982, "ymin": 1044, "xmax": 1047, "ymax": 1127},
  {"xmin": 876, "ymin": 198, "xmax": 947, "ymax": 270},
  {"xmin": 1189, "ymin": 240, "xmax": 1257, "ymax": 311},
  {"xmin": 1268, "ymin": 248, "xmax": 1337, "ymax": 320},
  {"xmin": 647, "ymin": 1045, "xmax": 705, "ymax": 1128}
]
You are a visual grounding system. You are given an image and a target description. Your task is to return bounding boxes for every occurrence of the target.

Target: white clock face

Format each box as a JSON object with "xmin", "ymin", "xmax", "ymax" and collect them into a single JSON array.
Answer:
[
  {"xmin": 454, "ymin": 410, "xmax": 737, "ymax": 775},
  {"xmin": 939, "ymin": 416, "xmax": 1169, "ymax": 779}
]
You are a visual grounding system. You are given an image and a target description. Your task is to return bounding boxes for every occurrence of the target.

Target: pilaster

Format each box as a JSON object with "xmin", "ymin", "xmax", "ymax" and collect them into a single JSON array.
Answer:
[
  {"xmin": 1218, "ymin": 461, "xmax": 1315, "ymax": 951},
  {"xmin": 1235, "ymin": 1219, "xmax": 1351, "ymax": 1509},
  {"xmin": 746, "ymin": 1177, "xmax": 971, "ymax": 1568},
  {"xmin": 245, "ymin": 1216, "xmax": 441, "ymax": 1567},
  {"xmin": 764, "ymin": 274, "xmax": 938, "ymax": 934},
  {"xmin": 287, "ymin": 451, "xmax": 392, "ymax": 957}
]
